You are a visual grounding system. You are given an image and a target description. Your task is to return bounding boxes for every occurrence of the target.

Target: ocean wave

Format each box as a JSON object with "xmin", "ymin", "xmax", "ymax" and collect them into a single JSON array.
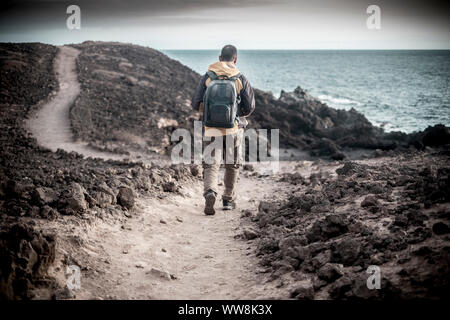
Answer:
[{"xmin": 318, "ymin": 94, "xmax": 362, "ymax": 106}]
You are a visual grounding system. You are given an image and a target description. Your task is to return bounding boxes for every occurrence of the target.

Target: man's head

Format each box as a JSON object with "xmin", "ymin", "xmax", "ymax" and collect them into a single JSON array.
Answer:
[{"xmin": 219, "ymin": 44, "xmax": 237, "ymax": 64}]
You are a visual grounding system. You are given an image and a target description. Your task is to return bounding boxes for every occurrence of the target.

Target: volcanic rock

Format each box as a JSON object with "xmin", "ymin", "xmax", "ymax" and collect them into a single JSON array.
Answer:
[
  {"xmin": 318, "ymin": 263, "xmax": 344, "ymax": 283},
  {"xmin": 307, "ymin": 214, "xmax": 349, "ymax": 242},
  {"xmin": 117, "ymin": 186, "xmax": 135, "ymax": 209},
  {"xmin": 290, "ymin": 279, "xmax": 314, "ymax": 300}
]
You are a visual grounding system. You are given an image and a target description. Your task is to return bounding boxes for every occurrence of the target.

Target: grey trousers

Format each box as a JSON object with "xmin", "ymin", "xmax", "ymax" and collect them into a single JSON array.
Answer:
[{"xmin": 203, "ymin": 129, "xmax": 243, "ymax": 201}]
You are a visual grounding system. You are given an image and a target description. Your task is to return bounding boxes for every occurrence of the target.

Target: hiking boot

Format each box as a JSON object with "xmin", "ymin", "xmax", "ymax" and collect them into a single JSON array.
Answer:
[
  {"xmin": 222, "ymin": 199, "xmax": 236, "ymax": 210},
  {"xmin": 204, "ymin": 192, "xmax": 216, "ymax": 215}
]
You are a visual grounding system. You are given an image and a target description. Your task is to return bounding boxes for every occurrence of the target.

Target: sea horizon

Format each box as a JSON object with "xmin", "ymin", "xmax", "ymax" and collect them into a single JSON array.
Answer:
[{"xmin": 164, "ymin": 49, "xmax": 450, "ymax": 134}]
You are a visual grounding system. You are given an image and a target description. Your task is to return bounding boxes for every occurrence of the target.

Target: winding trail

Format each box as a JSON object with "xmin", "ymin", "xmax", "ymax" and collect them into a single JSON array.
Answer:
[
  {"xmin": 30, "ymin": 46, "xmax": 285, "ymax": 299},
  {"xmin": 27, "ymin": 46, "xmax": 125, "ymax": 160}
]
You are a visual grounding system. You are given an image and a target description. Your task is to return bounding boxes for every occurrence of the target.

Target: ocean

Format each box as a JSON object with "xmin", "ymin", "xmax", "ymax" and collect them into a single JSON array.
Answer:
[{"xmin": 164, "ymin": 50, "xmax": 450, "ymax": 133}]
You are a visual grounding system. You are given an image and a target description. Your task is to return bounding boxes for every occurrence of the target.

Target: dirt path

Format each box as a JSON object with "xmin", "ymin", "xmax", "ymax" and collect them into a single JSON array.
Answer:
[
  {"xmin": 27, "ymin": 46, "xmax": 126, "ymax": 160},
  {"xmin": 64, "ymin": 174, "xmax": 287, "ymax": 300},
  {"xmin": 28, "ymin": 46, "xmax": 286, "ymax": 299}
]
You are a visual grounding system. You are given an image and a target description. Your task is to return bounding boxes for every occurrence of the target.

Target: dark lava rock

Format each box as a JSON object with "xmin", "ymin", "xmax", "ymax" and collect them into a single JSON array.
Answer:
[
  {"xmin": 117, "ymin": 186, "xmax": 135, "ymax": 209},
  {"xmin": 39, "ymin": 205, "xmax": 59, "ymax": 220},
  {"xmin": 307, "ymin": 214, "xmax": 349, "ymax": 242},
  {"xmin": 242, "ymin": 227, "xmax": 259, "ymax": 240},
  {"xmin": 406, "ymin": 227, "xmax": 432, "ymax": 244},
  {"xmin": 258, "ymin": 201, "xmax": 277, "ymax": 213},
  {"xmin": 329, "ymin": 275, "xmax": 354, "ymax": 299},
  {"xmin": 59, "ymin": 183, "xmax": 88, "ymax": 214},
  {"xmin": 285, "ymin": 193, "xmax": 329, "ymax": 213},
  {"xmin": 310, "ymin": 138, "xmax": 344, "ymax": 160},
  {"xmin": 258, "ymin": 238, "xmax": 279, "ymax": 254},
  {"xmin": 290, "ymin": 279, "xmax": 314, "ymax": 300},
  {"xmin": 331, "ymin": 238, "xmax": 361, "ymax": 266},
  {"xmin": 93, "ymin": 191, "xmax": 114, "ymax": 208},
  {"xmin": 162, "ymin": 181, "xmax": 178, "ymax": 192},
  {"xmin": 6, "ymin": 180, "xmax": 35, "ymax": 201},
  {"xmin": 279, "ymin": 172, "xmax": 305, "ymax": 185},
  {"xmin": 432, "ymin": 222, "xmax": 450, "ymax": 235},
  {"xmin": 421, "ymin": 124, "xmax": 450, "ymax": 147},
  {"xmin": 190, "ymin": 165, "xmax": 201, "ymax": 176},
  {"xmin": 361, "ymin": 195, "xmax": 379, "ymax": 208},
  {"xmin": 336, "ymin": 162, "xmax": 368, "ymax": 177},
  {"xmin": 0, "ymin": 222, "xmax": 56, "ymax": 300},
  {"xmin": 31, "ymin": 187, "xmax": 59, "ymax": 206},
  {"xmin": 412, "ymin": 246, "xmax": 433, "ymax": 256},
  {"xmin": 318, "ymin": 263, "xmax": 344, "ymax": 283}
]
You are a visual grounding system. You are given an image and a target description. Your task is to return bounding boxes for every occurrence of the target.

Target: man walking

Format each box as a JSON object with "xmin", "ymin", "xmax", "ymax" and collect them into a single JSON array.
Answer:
[{"xmin": 191, "ymin": 45, "xmax": 255, "ymax": 215}]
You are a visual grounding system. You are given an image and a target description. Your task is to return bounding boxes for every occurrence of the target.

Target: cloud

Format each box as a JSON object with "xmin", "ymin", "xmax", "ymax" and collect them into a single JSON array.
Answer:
[{"xmin": 0, "ymin": 0, "xmax": 448, "ymax": 48}]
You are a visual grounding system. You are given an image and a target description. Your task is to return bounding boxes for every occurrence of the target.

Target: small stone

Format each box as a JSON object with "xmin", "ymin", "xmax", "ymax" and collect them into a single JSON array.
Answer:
[
  {"xmin": 243, "ymin": 164, "xmax": 254, "ymax": 171},
  {"xmin": 317, "ymin": 263, "xmax": 343, "ymax": 283},
  {"xmin": 162, "ymin": 181, "xmax": 177, "ymax": 192},
  {"xmin": 160, "ymin": 219, "xmax": 167, "ymax": 224},
  {"xmin": 190, "ymin": 165, "xmax": 201, "ymax": 176},
  {"xmin": 290, "ymin": 279, "xmax": 314, "ymax": 300},
  {"xmin": 135, "ymin": 262, "xmax": 145, "ymax": 268},
  {"xmin": 117, "ymin": 186, "xmax": 135, "ymax": 209},
  {"xmin": 361, "ymin": 195, "xmax": 379, "ymax": 208},
  {"xmin": 55, "ymin": 286, "xmax": 76, "ymax": 300},
  {"xmin": 146, "ymin": 268, "xmax": 171, "ymax": 280},
  {"xmin": 176, "ymin": 216, "xmax": 183, "ymax": 223},
  {"xmin": 161, "ymin": 248, "xmax": 166, "ymax": 252},
  {"xmin": 123, "ymin": 210, "xmax": 132, "ymax": 218},
  {"xmin": 242, "ymin": 227, "xmax": 259, "ymax": 240}
]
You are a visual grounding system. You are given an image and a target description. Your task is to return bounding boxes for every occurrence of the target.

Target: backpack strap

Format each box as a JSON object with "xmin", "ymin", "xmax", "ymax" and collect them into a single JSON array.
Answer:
[
  {"xmin": 228, "ymin": 73, "xmax": 241, "ymax": 81},
  {"xmin": 207, "ymin": 71, "xmax": 241, "ymax": 81},
  {"xmin": 206, "ymin": 70, "xmax": 218, "ymax": 80}
]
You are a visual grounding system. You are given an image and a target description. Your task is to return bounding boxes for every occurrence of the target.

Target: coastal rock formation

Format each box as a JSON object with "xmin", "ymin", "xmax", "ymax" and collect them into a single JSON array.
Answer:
[{"xmin": 69, "ymin": 42, "xmax": 447, "ymax": 159}]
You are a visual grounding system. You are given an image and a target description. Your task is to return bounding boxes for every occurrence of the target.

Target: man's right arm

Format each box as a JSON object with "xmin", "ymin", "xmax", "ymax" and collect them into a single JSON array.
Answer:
[{"xmin": 191, "ymin": 73, "xmax": 209, "ymax": 111}]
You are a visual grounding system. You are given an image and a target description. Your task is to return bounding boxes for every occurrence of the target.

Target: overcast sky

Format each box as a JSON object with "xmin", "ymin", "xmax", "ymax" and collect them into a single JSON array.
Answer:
[{"xmin": 0, "ymin": 0, "xmax": 449, "ymax": 49}]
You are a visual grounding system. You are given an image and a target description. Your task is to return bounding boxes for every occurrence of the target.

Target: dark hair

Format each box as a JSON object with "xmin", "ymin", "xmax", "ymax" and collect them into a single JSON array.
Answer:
[{"xmin": 220, "ymin": 44, "xmax": 237, "ymax": 62}]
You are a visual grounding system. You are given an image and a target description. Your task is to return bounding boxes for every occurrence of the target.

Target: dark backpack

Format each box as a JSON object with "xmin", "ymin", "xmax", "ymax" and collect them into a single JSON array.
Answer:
[{"xmin": 203, "ymin": 70, "xmax": 240, "ymax": 128}]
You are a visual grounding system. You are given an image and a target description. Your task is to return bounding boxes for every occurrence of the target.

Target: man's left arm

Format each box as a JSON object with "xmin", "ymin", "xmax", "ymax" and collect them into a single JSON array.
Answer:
[{"xmin": 191, "ymin": 73, "xmax": 209, "ymax": 111}]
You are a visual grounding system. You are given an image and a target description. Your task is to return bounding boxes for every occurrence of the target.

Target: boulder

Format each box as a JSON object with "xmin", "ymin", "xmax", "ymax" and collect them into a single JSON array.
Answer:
[
  {"xmin": 290, "ymin": 279, "xmax": 314, "ymax": 300},
  {"xmin": 331, "ymin": 238, "xmax": 361, "ymax": 266},
  {"xmin": 93, "ymin": 191, "xmax": 115, "ymax": 208},
  {"xmin": 60, "ymin": 182, "xmax": 88, "ymax": 214},
  {"xmin": 31, "ymin": 187, "xmax": 59, "ymax": 206},
  {"xmin": 318, "ymin": 263, "xmax": 344, "ymax": 283},
  {"xmin": 117, "ymin": 186, "xmax": 135, "ymax": 209}
]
